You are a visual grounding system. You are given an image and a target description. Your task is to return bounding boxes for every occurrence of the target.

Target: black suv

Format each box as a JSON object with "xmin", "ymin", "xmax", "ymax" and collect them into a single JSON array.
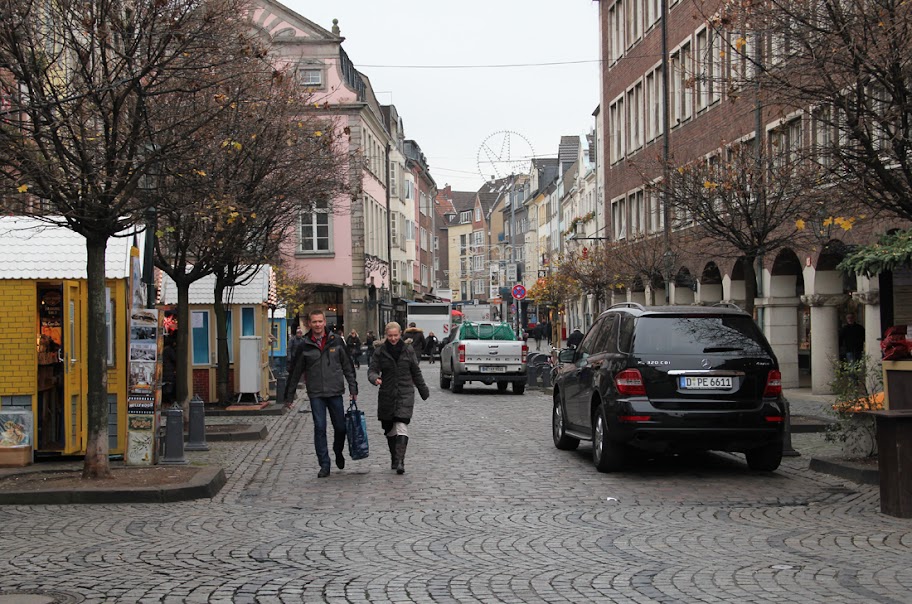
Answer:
[{"xmin": 551, "ymin": 303, "xmax": 785, "ymax": 472}]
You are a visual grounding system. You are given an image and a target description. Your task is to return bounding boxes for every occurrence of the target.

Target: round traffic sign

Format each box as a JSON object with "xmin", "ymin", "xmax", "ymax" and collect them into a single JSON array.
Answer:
[{"xmin": 511, "ymin": 284, "xmax": 526, "ymax": 300}]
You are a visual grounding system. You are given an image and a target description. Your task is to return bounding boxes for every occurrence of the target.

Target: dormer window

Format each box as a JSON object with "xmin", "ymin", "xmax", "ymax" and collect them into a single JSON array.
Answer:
[
  {"xmin": 460, "ymin": 211, "xmax": 471, "ymax": 223},
  {"xmin": 297, "ymin": 62, "xmax": 324, "ymax": 89}
]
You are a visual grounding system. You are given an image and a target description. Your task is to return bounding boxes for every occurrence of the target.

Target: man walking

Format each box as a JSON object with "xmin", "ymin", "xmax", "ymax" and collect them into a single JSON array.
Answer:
[
  {"xmin": 285, "ymin": 324, "xmax": 306, "ymax": 409},
  {"xmin": 285, "ymin": 309, "xmax": 358, "ymax": 478}
]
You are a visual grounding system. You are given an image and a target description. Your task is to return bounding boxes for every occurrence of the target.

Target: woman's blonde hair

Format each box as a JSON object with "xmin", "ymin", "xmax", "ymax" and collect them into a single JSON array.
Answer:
[{"xmin": 384, "ymin": 321, "xmax": 401, "ymax": 335}]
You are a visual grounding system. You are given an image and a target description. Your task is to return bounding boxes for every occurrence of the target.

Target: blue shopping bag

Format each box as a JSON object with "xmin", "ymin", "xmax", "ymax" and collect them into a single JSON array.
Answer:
[{"xmin": 345, "ymin": 398, "xmax": 369, "ymax": 460}]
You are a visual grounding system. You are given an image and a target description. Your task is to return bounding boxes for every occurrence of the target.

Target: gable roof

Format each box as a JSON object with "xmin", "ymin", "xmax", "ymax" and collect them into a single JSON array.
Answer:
[
  {"xmin": 159, "ymin": 266, "xmax": 275, "ymax": 305},
  {"xmin": 477, "ymin": 176, "xmax": 513, "ymax": 216},
  {"xmin": 451, "ymin": 191, "xmax": 477, "ymax": 213},
  {"xmin": 0, "ymin": 217, "xmax": 143, "ymax": 280},
  {"xmin": 558, "ymin": 136, "xmax": 580, "ymax": 175},
  {"xmin": 250, "ymin": 0, "xmax": 340, "ymax": 42}
]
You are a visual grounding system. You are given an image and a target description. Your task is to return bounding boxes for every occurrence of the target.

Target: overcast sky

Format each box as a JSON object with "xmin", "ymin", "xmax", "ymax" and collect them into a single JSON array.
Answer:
[{"xmin": 284, "ymin": 1, "xmax": 601, "ymax": 193}]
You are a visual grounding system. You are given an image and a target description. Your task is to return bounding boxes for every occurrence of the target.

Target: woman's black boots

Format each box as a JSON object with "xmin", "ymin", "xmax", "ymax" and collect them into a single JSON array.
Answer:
[
  {"xmin": 387, "ymin": 436, "xmax": 397, "ymax": 469},
  {"xmin": 395, "ymin": 435, "xmax": 409, "ymax": 474}
]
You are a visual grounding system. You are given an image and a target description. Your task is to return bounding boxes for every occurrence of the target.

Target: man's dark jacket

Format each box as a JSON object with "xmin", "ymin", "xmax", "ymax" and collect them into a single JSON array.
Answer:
[{"xmin": 284, "ymin": 331, "xmax": 358, "ymax": 400}]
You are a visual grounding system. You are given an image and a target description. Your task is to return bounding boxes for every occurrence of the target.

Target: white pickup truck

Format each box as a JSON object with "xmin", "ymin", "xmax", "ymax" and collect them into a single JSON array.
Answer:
[{"xmin": 439, "ymin": 322, "xmax": 528, "ymax": 394}]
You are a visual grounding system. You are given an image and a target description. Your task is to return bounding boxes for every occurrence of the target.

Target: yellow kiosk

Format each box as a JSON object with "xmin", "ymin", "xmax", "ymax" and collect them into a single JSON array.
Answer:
[{"xmin": 0, "ymin": 217, "xmax": 144, "ymax": 459}]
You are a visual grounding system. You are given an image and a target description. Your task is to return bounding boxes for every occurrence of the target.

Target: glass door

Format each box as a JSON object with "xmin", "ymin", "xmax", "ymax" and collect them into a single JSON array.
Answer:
[{"xmin": 62, "ymin": 281, "xmax": 83, "ymax": 454}]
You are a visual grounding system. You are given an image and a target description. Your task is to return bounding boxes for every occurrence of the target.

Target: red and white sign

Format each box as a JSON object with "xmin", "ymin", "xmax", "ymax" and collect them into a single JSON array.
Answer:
[{"xmin": 511, "ymin": 284, "xmax": 527, "ymax": 300}]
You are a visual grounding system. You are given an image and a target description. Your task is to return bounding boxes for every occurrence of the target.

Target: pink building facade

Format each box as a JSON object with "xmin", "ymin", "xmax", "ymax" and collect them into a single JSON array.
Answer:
[{"xmin": 249, "ymin": 1, "xmax": 392, "ymax": 334}]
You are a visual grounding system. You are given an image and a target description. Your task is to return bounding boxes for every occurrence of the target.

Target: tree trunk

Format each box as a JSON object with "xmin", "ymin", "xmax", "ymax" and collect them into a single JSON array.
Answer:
[
  {"xmin": 742, "ymin": 256, "xmax": 759, "ymax": 319},
  {"xmin": 214, "ymin": 271, "xmax": 231, "ymax": 404},
  {"xmin": 82, "ymin": 235, "xmax": 111, "ymax": 479},
  {"xmin": 176, "ymin": 281, "xmax": 192, "ymax": 416}
]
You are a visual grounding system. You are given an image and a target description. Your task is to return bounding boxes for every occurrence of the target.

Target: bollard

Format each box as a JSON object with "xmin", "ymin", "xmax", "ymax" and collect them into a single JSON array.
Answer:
[
  {"xmin": 782, "ymin": 396, "xmax": 800, "ymax": 457},
  {"xmin": 159, "ymin": 405, "xmax": 188, "ymax": 465},
  {"xmin": 185, "ymin": 394, "xmax": 209, "ymax": 451}
]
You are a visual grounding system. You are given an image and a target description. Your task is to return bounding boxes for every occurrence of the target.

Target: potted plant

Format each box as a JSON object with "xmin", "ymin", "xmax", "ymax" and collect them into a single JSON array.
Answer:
[{"xmin": 825, "ymin": 356, "xmax": 883, "ymax": 458}]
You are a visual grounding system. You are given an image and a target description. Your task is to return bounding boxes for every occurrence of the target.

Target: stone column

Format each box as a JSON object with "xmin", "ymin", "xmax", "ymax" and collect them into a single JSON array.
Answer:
[
  {"xmin": 758, "ymin": 297, "xmax": 801, "ymax": 388},
  {"xmin": 853, "ymin": 283, "xmax": 881, "ymax": 365},
  {"xmin": 802, "ymin": 293, "xmax": 849, "ymax": 394}
]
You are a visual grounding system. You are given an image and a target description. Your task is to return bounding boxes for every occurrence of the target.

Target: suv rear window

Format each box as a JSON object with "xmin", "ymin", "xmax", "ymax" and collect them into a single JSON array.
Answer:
[{"xmin": 632, "ymin": 315, "xmax": 770, "ymax": 356}]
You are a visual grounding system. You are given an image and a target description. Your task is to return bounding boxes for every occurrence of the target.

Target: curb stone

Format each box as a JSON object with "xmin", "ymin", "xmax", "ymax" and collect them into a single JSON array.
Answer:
[
  {"xmin": 0, "ymin": 466, "xmax": 227, "ymax": 505},
  {"xmin": 808, "ymin": 457, "xmax": 879, "ymax": 485}
]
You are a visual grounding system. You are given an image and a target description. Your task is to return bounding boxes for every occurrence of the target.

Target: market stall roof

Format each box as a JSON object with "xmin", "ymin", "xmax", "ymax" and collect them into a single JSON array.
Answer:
[
  {"xmin": 0, "ymin": 217, "xmax": 144, "ymax": 280},
  {"xmin": 159, "ymin": 265, "xmax": 275, "ymax": 306}
]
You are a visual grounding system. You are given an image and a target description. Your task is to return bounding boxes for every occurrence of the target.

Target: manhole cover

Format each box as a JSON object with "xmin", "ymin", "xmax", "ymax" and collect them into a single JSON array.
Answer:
[{"xmin": 0, "ymin": 589, "xmax": 84, "ymax": 603}]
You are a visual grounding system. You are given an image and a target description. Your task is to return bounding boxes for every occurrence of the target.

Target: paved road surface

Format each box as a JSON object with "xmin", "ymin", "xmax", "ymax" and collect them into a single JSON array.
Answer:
[{"xmin": 0, "ymin": 364, "xmax": 909, "ymax": 603}]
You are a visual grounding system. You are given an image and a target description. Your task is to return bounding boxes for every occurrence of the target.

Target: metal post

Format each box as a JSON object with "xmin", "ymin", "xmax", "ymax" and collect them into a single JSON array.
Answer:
[
  {"xmin": 159, "ymin": 406, "xmax": 188, "ymax": 464},
  {"xmin": 185, "ymin": 394, "xmax": 209, "ymax": 451},
  {"xmin": 782, "ymin": 397, "xmax": 800, "ymax": 457}
]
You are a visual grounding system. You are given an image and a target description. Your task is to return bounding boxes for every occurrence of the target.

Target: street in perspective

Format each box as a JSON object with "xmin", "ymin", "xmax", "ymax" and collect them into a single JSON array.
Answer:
[{"xmin": 1, "ymin": 362, "xmax": 909, "ymax": 603}]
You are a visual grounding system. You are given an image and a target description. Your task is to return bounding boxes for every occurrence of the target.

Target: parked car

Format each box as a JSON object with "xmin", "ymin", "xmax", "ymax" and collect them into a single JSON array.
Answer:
[
  {"xmin": 439, "ymin": 321, "xmax": 528, "ymax": 394},
  {"xmin": 551, "ymin": 303, "xmax": 785, "ymax": 472}
]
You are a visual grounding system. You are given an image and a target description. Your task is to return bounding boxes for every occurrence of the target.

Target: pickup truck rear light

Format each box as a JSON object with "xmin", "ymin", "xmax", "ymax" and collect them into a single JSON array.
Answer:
[
  {"xmin": 458, "ymin": 343, "xmax": 466, "ymax": 363},
  {"xmin": 764, "ymin": 370, "xmax": 782, "ymax": 397},
  {"xmin": 521, "ymin": 344, "xmax": 528, "ymax": 363},
  {"xmin": 615, "ymin": 369, "xmax": 646, "ymax": 396}
]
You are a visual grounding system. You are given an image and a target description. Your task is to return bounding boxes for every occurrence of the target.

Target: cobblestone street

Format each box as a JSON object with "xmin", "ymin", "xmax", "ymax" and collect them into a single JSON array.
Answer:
[{"xmin": 1, "ymin": 364, "xmax": 910, "ymax": 603}]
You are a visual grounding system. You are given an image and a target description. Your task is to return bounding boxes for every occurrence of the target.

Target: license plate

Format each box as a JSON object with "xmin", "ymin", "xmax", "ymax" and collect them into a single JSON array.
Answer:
[
  {"xmin": 480, "ymin": 366, "xmax": 506, "ymax": 373},
  {"xmin": 679, "ymin": 376, "xmax": 733, "ymax": 389}
]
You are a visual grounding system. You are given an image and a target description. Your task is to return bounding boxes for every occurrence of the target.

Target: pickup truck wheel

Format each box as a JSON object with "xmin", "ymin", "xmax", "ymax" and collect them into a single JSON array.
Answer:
[
  {"xmin": 439, "ymin": 371, "xmax": 451, "ymax": 390},
  {"xmin": 449, "ymin": 367, "xmax": 463, "ymax": 393},
  {"xmin": 592, "ymin": 404, "xmax": 625, "ymax": 472},
  {"xmin": 497, "ymin": 382, "xmax": 508, "ymax": 392},
  {"xmin": 552, "ymin": 400, "xmax": 579, "ymax": 451},
  {"xmin": 512, "ymin": 382, "xmax": 525, "ymax": 395},
  {"xmin": 745, "ymin": 440, "xmax": 783, "ymax": 472}
]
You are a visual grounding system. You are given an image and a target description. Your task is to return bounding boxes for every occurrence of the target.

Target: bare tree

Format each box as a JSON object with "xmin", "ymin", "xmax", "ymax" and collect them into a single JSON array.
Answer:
[
  {"xmin": 718, "ymin": 0, "xmax": 912, "ymax": 222},
  {"xmin": 153, "ymin": 61, "xmax": 348, "ymax": 405},
  {"xmin": 0, "ymin": 0, "xmax": 250, "ymax": 478},
  {"xmin": 646, "ymin": 139, "xmax": 821, "ymax": 315}
]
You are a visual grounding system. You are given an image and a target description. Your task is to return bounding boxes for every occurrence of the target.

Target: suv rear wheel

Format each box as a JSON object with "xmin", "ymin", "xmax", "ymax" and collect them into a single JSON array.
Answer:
[
  {"xmin": 552, "ymin": 398, "xmax": 579, "ymax": 451},
  {"xmin": 745, "ymin": 440, "xmax": 783, "ymax": 471},
  {"xmin": 593, "ymin": 403, "xmax": 626, "ymax": 472}
]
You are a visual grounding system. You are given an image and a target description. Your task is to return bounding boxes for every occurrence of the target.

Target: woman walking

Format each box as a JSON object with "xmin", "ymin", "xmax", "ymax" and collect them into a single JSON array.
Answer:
[
  {"xmin": 368, "ymin": 322, "xmax": 430, "ymax": 474},
  {"xmin": 348, "ymin": 329, "xmax": 362, "ymax": 369}
]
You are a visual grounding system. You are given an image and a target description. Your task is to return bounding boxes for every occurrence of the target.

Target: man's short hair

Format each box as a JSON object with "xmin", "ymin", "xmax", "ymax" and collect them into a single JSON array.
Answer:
[
  {"xmin": 409, "ymin": 322, "xmax": 416, "ymax": 327},
  {"xmin": 308, "ymin": 309, "xmax": 325, "ymax": 320}
]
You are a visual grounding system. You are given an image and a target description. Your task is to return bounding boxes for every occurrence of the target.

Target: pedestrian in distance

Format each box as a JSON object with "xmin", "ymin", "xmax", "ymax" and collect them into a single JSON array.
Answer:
[
  {"xmin": 567, "ymin": 327, "xmax": 584, "ymax": 349},
  {"xmin": 839, "ymin": 312, "xmax": 866, "ymax": 363},
  {"xmin": 364, "ymin": 330, "xmax": 376, "ymax": 367},
  {"xmin": 284, "ymin": 309, "xmax": 358, "ymax": 478},
  {"xmin": 404, "ymin": 322, "xmax": 426, "ymax": 364},
  {"xmin": 348, "ymin": 329, "xmax": 362, "ymax": 369},
  {"xmin": 368, "ymin": 321, "xmax": 430, "ymax": 474},
  {"xmin": 161, "ymin": 333, "xmax": 178, "ymax": 408},
  {"xmin": 425, "ymin": 331, "xmax": 439, "ymax": 364},
  {"xmin": 533, "ymin": 324, "xmax": 543, "ymax": 351}
]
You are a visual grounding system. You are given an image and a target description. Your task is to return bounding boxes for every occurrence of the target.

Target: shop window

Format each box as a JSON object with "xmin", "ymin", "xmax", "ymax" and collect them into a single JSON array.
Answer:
[{"xmin": 192, "ymin": 310, "xmax": 210, "ymax": 365}]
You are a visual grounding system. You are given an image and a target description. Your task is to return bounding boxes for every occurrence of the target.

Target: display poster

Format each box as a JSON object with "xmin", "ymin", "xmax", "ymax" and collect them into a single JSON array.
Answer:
[{"xmin": 126, "ymin": 307, "xmax": 161, "ymax": 465}]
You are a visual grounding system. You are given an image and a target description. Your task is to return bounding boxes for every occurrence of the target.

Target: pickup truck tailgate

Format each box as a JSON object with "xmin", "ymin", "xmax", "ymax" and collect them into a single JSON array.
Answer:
[{"xmin": 464, "ymin": 342, "xmax": 524, "ymax": 365}]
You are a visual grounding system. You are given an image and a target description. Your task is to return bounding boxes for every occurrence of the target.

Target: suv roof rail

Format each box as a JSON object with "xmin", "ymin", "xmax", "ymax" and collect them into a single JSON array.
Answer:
[
  {"xmin": 712, "ymin": 302, "xmax": 744, "ymax": 311},
  {"xmin": 609, "ymin": 302, "xmax": 646, "ymax": 311}
]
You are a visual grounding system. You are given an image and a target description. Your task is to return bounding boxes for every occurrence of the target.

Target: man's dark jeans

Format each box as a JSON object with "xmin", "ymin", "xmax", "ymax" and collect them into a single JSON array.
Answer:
[{"xmin": 310, "ymin": 395, "xmax": 346, "ymax": 470}]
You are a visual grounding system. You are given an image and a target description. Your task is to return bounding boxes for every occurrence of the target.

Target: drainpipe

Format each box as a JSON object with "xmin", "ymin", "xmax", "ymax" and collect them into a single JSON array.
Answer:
[{"xmin": 661, "ymin": 0, "xmax": 672, "ymax": 304}]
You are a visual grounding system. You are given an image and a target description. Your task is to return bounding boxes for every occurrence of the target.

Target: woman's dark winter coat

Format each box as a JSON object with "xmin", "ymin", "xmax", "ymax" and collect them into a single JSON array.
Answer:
[{"xmin": 368, "ymin": 340, "xmax": 430, "ymax": 422}]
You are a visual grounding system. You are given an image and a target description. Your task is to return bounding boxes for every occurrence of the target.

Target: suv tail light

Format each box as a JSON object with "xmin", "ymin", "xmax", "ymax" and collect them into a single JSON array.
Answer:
[
  {"xmin": 764, "ymin": 370, "xmax": 782, "ymax": 397},
  {"xmin": 615, "ymin": 369, "xmax": 646, "ymax": 396},
  {"xmin": 521, "ymin": 344, "xmax": 528, "ymax": 364},
  {"xmin": 458, "ymin": 343, "xmax": 466, "ymax": 363}
]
